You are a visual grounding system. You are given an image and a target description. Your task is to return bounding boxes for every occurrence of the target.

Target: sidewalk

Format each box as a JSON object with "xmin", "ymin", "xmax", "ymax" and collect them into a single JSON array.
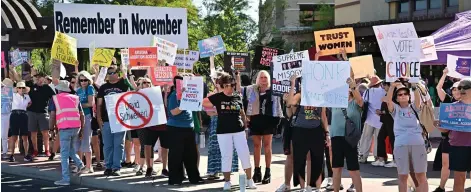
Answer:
[{"xmin": 2, "ymin": 139, "xmax": 470, "ymax": 191}]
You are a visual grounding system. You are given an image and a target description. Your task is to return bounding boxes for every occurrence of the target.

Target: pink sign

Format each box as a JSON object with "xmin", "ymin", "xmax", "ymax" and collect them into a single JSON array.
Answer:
[
  {"xmin": 176, "ymin": 79, "xmax": 183, "ymax": 100},
  {"xmin": 1, "ymin": 51, "xmax": 5, "ymax": 68}
]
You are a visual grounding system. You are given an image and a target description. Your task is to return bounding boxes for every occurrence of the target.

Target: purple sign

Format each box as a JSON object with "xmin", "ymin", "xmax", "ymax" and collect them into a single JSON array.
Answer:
[{"xmin": 456, "ymin": 58, "xmax": 471, "ymax": 76}]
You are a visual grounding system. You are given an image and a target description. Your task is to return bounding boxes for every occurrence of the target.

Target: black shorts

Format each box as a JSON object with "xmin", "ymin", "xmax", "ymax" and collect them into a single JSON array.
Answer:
[
  {"xmin": 137, "ymin": 128, "xmax": 169, "ymax": 148},
  {"xmin": 331, "ymin": 136, "xmax": 360, "ymax": 171},
  {"xmin": 449, "ymin": 146, "xmax": 471, "ymax": 172},
  {"xmin": 250, "ymin": 115, "xmax": 280, "ymax": 135},
  {"xmin": 8, "ymin": 110, "xmax": 29, "ymax": 137},
  {"xmin": 441, "ymin": 135, "xmax": 451, "ymax": 153}
]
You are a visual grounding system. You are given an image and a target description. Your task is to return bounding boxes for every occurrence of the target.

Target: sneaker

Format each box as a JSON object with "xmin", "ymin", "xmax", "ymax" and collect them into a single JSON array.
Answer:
[
  {"xmin": 136, "ymin": 168, "xmax": 144, "ymax": 176},
  {"xmin": 432, "ymin": 187, "xmax": 445, "ymax": 192},
  {"xmin": 2, "ymin": 153, "xmax": 9, "ymax": 159},
  {"xmin": 246, "ymin": 179, "xmax": 257, "ymax": 189},
  {"xmin": 127, "ymin": 162, "xmax": 135, "ymax": 168},
  {"xmin": 45, "ymin": 150, "xmax": 51, "ymax": 157},
  {"xmin": 305, "ymin": 186, "xmax": 313, "ymax": 192},
  {"xmin": 111, "ymin": 169, "xmax": 121, "ymax": 176},
  {"xmin": 358, "ymin": 156, "xmax": 367, "ymax": 164},
  {"xmin": 8, "ymin": 155, "xmax": 15, "ymax": 162},
  {"xmin": 371, "ymin": 160, "xmax": 385, "ymax": 167},
  {"xmin": 223, "ymin": 181, "xmax": 232, "ymax": 191},
  {"xmin": 96, "ymin": 163, "xmax": 103, "ymax": 170},
  {"xmin": 48, "ymin": 153, "xmax": 56, "ymax": 161},
  {"xmin": 276, "ymin": 183, "xmax": 290, "ymax": 192},
  {"xmin": 324, "ymin": 177, "xmax": 333, "ymax": 188},
  {"xmin": 104, "ymin": 169, "xmax": 112, "ymax": 176},
  {"xmin": 326, "ymin": 183, "xmax": 344, "ymax": 191},
  {"xmin": 82, "ymin": 167, "xmax": 94, "ymax": 174},
  {"xmin": 73, "ymin": 166, "xmax": 85, "ymax": 174},
  {"xmin": 31, "ymin": 151, "xmax": 38, "ymax": 158},
  {"xmin": 24, "ymin": 155, "xmax": 33, "ymax": 162},
  {"xmin": 347, "ymin": 183, "xmax": 355, "ymax": 192},
  {"xmin": 145, "ymin": 168, "xmax": 157, "ymax": 177},
  {"xmin": 54, "ymin": 179, "xmax": 70, "ymax": 186},
  {"xmin": 161, "ymin": 169, "xmax": 169, "ymax": 177},
  {"xmin": 133, "ymin": 164, "xmax": 141, "ymax": 173},
  {"xmin": 384, "ymin": 161, "xmax": 397, "ymax": 168}
]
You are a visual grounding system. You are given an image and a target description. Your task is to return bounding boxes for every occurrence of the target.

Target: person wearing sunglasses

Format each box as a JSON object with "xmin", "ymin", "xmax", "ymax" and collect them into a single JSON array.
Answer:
[
  {"xmin": 7, "ymin": 81, "xmax": 32, "ymax": 162},
  {"xmin": 437, "ymin": 78, "xmax": 471, "ymax": 192},
  {"xmin": 386, "ymin": 82, "xmax": 428, "ymax": 192},
  {"xmin": 203, "ymin": 73, "xmax": 257, "ymax": 190}
]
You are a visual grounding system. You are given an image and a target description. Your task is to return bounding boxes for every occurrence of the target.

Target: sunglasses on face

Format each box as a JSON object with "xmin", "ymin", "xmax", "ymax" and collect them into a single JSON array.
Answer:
[
  {"xmin": 397, "ymin": 93, "xmax": 409, "ymax": 97},
  {"xmin": 79, "ymin": 79, "xmax": 89, "ymax": 82},
  {"xmin": 107, "ymin": 72, "xmax": 117, "ymax": 75},
  {"xmin": 457, "ymin": 85, "xmax": 471, "ymax": 90},
  {"xmin": 17, "ymin": 87, "xmax": 25, "ymax": 89},
  {"xmin": 70, "ymin": 81, "xmax": 76, "ymax": 84},
  {"xmin": 142, "ymin": 82, "xmax": 151, "ymax": 85}
]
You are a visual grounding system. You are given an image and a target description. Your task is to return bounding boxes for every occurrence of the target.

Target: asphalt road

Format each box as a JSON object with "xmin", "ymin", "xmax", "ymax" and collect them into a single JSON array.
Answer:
[{"xmin": 1, "ymin": 173, "xmax": 110, "ymax": 192}]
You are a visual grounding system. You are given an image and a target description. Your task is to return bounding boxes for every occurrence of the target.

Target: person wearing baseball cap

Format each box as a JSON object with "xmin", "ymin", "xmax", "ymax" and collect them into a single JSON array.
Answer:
[{"xmin": 7, "ymin": 81, "xmax": 32, "ymax": 162}]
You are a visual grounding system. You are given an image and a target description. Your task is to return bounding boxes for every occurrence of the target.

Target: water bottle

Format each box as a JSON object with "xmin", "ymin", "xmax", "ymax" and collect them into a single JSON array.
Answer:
[
  {"xmin": 239, "ymin": 173, "xmax": 246, "ymax": 192},
  {"xmin": 199, "ymin": 132, "xmax": 205, "ymax": 148}
]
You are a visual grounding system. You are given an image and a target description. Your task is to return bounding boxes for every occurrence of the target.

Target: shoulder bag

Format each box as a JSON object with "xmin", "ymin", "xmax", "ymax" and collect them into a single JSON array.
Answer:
[
  {"xmin": 410, "ymin": 106, "xmax": 432, "ymax": 154},
  {"xmin": 342, "ymin": 109, "xmax": 361, "ymax": 148}
]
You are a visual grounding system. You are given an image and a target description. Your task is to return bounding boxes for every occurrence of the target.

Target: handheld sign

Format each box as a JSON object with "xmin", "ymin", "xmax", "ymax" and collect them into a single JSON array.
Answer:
[
  {"xmin": 420, "ymin": 36, "xmax": 438, "ymax": 62},
  {"xmin": 223, "ymin": 52, "xmax": 251, "ymax": 73},
  {"xmin": 373, "ymin": 22, "xmax": 418, "ymax": 60},
  {"xmin": 95, "ymin": 67, "xmax": 108, "ymax": 86},
  {"xmin": 1, "ymin": 51, "xmax": 5, "ymax": 68},
  {"xmin": 105, "ymin": 86, "xmax": 167, "ymax": 133},
  {"xmin": 385, "ymin": 38, "xmax": 422, "ymax": 83},
  {"xmin": 439, "ymin": 103, "xmax": 471, "ymax": 132},
  {"xmin": 129, "ymin": 47, "xmax": 158, "ymax": 69},
  {"xmin": 150, "ymin": 66, "xmax": 177, "ymax": 86},
  {"xmin": 152, "ymin": 36, "xmax": 178, "ymax": 65},
  {"xmin": 349, "ymin": 55, "xmax": 375, "ymax": 79},
  {"xmin": 252, "ymin": 46, "xmax": 284, "ymax": 69},
  {"xmin": 301, "ymin": 61, "xmax": 351, "ymax": 108},
  {"xmin": 92, "ymin": 48, "xmax": 116, "ymax": 67},
  {"xmin": 1, "ymin": 86, "xmax": 13, "ymax": 112},
  {"xmin": 314, "ymin": 28, "xmax": 356, "ymax": 56},
  {"xmin": 198, "ymin": 35, "xmax": 226, "ymax": 58},
  {"xmin": 179, "ymin": 76, "xmax": 204, "ymax": 111},
  {"xmin": 120, "ymin": 49, "xmax": 130, "ymax": 68},
  {"xmin": 175, "ymin": 50, "xmax": 199, "ymax": 73},
  {"xmin": 9, "ymin": 49, "xmax": 29, "ymax": 67},
  {"xmin": 447, "ymin": 54, "xmax": 471, "ymax": 79},
  {"xmin": 273, "ymin": 50, "xmax": 309, "ymax": 81},
  {"xmin": 51, "ymin": 31, "xmax": 78, "ymax": 65}
]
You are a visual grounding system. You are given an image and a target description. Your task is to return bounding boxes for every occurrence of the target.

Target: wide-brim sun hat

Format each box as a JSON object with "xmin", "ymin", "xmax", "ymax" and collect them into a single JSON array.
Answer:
[
  {"xmin": 368, "ymin": 76, "xmax": 383, "ymax": 87},
  {"xmin": 78, "ymin": 71, "xmax": 94, "ymax": 85},
  {"xmin": 55, "ymin": 80, "xmax": 71, "ymax": 92}
]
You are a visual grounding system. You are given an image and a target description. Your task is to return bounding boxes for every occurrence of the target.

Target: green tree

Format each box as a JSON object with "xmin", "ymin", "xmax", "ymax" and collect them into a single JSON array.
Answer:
[{"xmin": 312, "ymin": 3, "xmax": 334, "ymax": 30}]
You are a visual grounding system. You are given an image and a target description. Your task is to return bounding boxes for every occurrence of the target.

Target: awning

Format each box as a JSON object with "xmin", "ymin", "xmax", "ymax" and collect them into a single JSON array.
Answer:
[{"xmin": 1, "ymin": 0, "xmax": 42, "ymax": 33}]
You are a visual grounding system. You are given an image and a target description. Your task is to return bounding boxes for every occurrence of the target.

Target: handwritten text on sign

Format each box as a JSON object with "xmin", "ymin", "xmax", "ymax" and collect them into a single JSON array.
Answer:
[
  {"xmin": 439, "ymin": 103, "xmax": 471, "ymax": 132},
  {"xmin": 314, "ymin": 27, "xmax": 356, "ymax": 56},
  {"xmin": 385, "ymin": 38, "xmax": 422, "ymax": 82},
  {"xmin": 180, "ymin": 76, "xmax": 204, "ymax": 111},
  {"xmin": 105, "ymin": 87, "xmax": 167, "ymax": 133},
  {"xmin": 175, "ymin": 50, "xmax": 199, "ymax": 73},
  {"xmin": 373, "ymin": 22, "xmax": 418, "ymax": 60},
  {"xmin": 51, "ymin": 31, "xmax": 78, "ymax": 65},
  {"xmin": 152, "ymin": 36, "xmax": 178, "ymax": 65},
  {"xmin": 301, "ymin": 61, "xmax": 350, "ymax": 108}
]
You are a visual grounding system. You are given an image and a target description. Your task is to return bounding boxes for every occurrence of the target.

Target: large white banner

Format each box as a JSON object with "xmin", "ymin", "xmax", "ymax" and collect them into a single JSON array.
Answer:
[
  {"xmin": 272, "ymin": 50, "xmax": 309, "ymax": 81},
  {"xmin": 54, "ymin": 3, "xmax": 188, "ymax": 48},
  {"xmin": 179, "ymin": 76, "xmax": 204, "ymax": 111},
  {"xmin": 385, "ymin": 38, "xmax": 422, "ymax": 83},
  {"xmin": 175, "ymin": 50, "xmax": 199, "ymax": 73},
  {"xmin": 301, "ymin": 61, "xmax": 350, "ymax": 108},
  {"xmin": 105, "ymin": 87, "xmax": 167, "ymax": 133},
  {"xmin": 373, "ymin": 22, "xmax": 418, "ymax": 60}
]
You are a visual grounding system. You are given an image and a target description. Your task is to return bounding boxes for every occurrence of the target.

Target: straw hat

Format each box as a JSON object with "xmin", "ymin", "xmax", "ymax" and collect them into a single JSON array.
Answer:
[
  {"xmin": 55, "ymin": 80, "xmax": 71, "ymax": 93},
  {"xmin": 2, "ymin": 78, "xmax": 14, "ymax": 87},
  {"xmin": 368, "ymin": 76, "xmax": 383, "ymax": 87}
]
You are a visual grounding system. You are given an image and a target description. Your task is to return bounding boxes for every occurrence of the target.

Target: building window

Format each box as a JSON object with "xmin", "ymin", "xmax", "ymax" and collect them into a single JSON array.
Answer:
[
  {"xmin": 448, "ymin": 0, "xmax": 458, "ymax": 7},
  {"xmin": 415, "ymin": 0, "xmax": 427, "ymax": 10},
  {"xmin": 299, "ymin": 4, "xmax": 334, "ymax": 28},
  {"xmin": 430, "ymin": 0, "xmax": 441, "ymax": 9},
  {"xmin": 399, "ymin": 0, "xmax": 409, "ymax": 13}
]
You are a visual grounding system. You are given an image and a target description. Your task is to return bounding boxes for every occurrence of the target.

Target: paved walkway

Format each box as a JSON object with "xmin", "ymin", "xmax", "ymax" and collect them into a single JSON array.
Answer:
[{"xmin": 2, "ymin": 138, "xmax": 471, "ymax": 191}]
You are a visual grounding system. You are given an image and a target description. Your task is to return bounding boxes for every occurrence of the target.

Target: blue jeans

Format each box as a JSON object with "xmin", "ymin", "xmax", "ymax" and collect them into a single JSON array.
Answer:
[
  {"xmin": 59, "ymin": 128, "xmax": 84, "ymax": 182},
  {"xmin": 102, "ymin": 122, "xmax": 126, "ymax": 170}
]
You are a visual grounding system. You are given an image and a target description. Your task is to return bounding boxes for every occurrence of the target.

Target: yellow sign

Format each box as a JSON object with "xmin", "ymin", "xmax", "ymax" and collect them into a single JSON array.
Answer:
[
  {"xmin": 51, "ymin": 31, "xmax": 78, "ymax": 65},
  {"xmin": 92, "ymin": 48, "xmax": 116, "ymax": 67},
  {"xmin": 314, "ymin": 27, "xmax": 356, "ymax": 56},
  {"xmin": 349, "ymin": 55, "xmax": 375, "ymax": 79}
]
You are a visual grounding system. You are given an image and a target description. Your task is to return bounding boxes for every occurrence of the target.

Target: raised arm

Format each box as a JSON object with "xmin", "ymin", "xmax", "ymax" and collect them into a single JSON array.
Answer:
[
  {"xmin": 386, "ymin": 82, "xmax": 399, "ymax": 113},
  {"xmin": 436, "ymin": 68, "xmax": 448, "ymax": 102},
  {"xmin": 348, "ymin": 77, "xmax": 364, "ymax": 107},
  {"xmin": 412, "ymin": 83, "xmax": 421, "ymax": 109},
  {"xmin": 288, "ymin": 74, "xmax": 300, "ymax": 106},
  {"xmin": 235, "ymin": 71, "xmax": 242, "ymax": 93}
]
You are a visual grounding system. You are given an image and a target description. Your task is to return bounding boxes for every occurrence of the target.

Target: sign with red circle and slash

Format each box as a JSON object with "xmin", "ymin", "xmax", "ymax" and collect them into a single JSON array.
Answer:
[{"xmin": 115, "ymin": 91, "xmax": 154, "ymax": 129}]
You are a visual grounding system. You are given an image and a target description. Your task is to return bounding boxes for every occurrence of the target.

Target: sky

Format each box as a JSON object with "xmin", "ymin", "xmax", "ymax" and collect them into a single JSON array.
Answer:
[{"xmin": 192, "ymin": 0, "xmax": 260, "ymax": 23}]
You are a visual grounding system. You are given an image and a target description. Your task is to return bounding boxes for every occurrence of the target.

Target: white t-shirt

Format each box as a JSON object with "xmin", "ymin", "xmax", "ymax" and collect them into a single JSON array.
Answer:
[
  {"xmin": 363, "ymin": 87, "xmax": 386, "ymax": 129},
  {"xmin": 12, "ymin": 93, "xmax": 31, "ymax": 110}
]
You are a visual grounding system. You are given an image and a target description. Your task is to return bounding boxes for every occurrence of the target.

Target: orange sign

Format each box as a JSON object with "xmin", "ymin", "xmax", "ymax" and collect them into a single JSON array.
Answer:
[
  {"xmin": 150, "ymin": 66, "xmax": 177, "ymax": 86},
  {"xmin": 129, "ymin": 47, "xmax": 158, "ymax": 68},
  {"xmin": 314, "ymin": 27, "xmax": 356, "ymax": 56}
]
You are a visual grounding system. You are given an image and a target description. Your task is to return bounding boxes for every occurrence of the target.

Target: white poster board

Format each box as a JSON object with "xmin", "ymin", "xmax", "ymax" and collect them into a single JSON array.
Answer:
[
  {"xmin": 152, "ymin": 36, "xmax": 178, "ymax": 65},
  {"xmin": 272, "ymin": 50, "xmax": 309, "ymax": 81},
  {"xmin": 385, "ymin": 38, "xmax": 422, "ymax": 83},
  {"xmin": 447, "ymin": 54, "xmax": 471, "ymax": 79},
  {"xmin": 54, "ymin": 3, "xmax": 188, "ymax": 48},
  {"xmin": 175, "ymin": 50, "xmax": 199, "ymax": 73},
  {"xmin": 105, "ymin": 86, "xmax": 167, "ymax": 133},
  {"xmin": 420, "ymin": 36, "xmax": 438, "ymax": 62},
  {"xmin": 95, "ymin": 67, "xmax": 108, "ymax": 86},
  {"xmin": 373, "ymin": 22, "xmax": 418, "ymax": 60},
  {"xmin": 179, "ymin": 76, "xmax": 204, "ymax": 111},
  {"xmin": 301, "ymin": 61, "xmax": 350, "ymax": 108},
  {"xmin": 120, "ymin": 49, "xmax": 130, "ymax": 68},
  {"xmin": 89, "ymin": 41, "xmax": 95, "ymax": 61}
]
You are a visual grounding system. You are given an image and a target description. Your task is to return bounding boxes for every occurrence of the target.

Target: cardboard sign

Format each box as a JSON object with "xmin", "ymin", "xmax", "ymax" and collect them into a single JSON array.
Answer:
[
  {"xmin": 272, "ymin": 51, "xmax": 309, "ymax": 82},
  {"xmin": 152, "ymin": 36, "xmax": 178, "ymax": 65},
  {"xmin": 150, "ymin": 66, "xmax": 177, "ymax": 86},
  {"xmin": 54, "ymin": 3, "xmax": 189, "ymax": 49},
  {"xmin": 439, "ymin": 103, "xmax": 471, "ymax": 132},
  {"xmin": 373, "ymin": 22, "xmax": 418, "ymax": 60},
  {"xmin": 349, "ymin": 55, "xmax": 375, "ymax": 79},
  {"xmin": 1, "ymin": 51, "xmax": 5, "ymax": 68},
  {"xmin": 198, "ymin": 35, "xmax": 226, "ymax": 58},
  {"xmin": 314, "ymin": 28, "xmax": 356, "ymax": 56},
  {"xmin": 385, "ymin": 38, "xmax": 422, "ymax": 83},
  {"xmin": 301, "ymin": 61, "xmax": 351, "ymax": 108},
  {"xmin": 51, "ymin": 31, "xmax": 78, "ymax": 65},
  {"xmin": 104, "ymin": 87, "xmax": 167, "ymax": 133},
  {"xmin": 252, "ymin": 46, "xmax": 284, "ymax": 69},
  {"xmin": 223, "ymin": 52, "xmax": 251, "ymax": 73},
  {"xmin": 420, "ymin": 36, "xmax": 438, "ymax": 62},
  {"xmin": 120, "ymin": 49, "xmax": 130, "ymax": 68},
  {"xmin": 92, "ymin": 48, "xmax": 115, "ymax": 67},
  {"xmin": 129, "ymin": 47, "xmax": 158, "ymax": 69},
  {"xmin": 9, "ymin": 49, "xmax": 29, "ymax": 67},
  {"xmin": 95, "ymin": 67, "xmax": 108, "ymax": 86},
  {"xmin": 447, "ymin": 54, "xmax": 471, "ymax": 78},
  {"xmin": 175, "ymin": 50, "xmax": 199, "ymax": 73},
  {"xmin": 179, "ymin": 76, "xmax": 204, "ymax": 111}
]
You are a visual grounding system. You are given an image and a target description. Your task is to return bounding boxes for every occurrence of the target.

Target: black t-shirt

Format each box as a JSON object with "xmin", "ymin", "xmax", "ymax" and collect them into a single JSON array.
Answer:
[
  {"xmin": 97, "ymin": 79, "xmax": 130, "ymax": 122},
  {"xmin": 27, "ymin": 83, "xmax": 56, "ymax": 113},
  {"xmin": 208, "ymin": 92, "xmax": 244, "ymax": 134}
]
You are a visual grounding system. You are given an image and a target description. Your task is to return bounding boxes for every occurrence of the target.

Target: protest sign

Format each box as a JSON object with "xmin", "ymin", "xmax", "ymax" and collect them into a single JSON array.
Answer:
[
  {"xmin": 175, "ymin": 50, "xmax": 199, "ymax": 73},
  {"xmin": 198, "ymin": 35, "xmax": 226, "ymax": 58},
  {"xmin": 120, "ymin": 49, "xmax": 130, "ymax": 68},
  {"xmin": 1, "ymin": 52, "xmax": 5, "ymax": 68},
  {"xmin": 179, "ymin": 76, "xmax": 204, "ymax": 111},
  {"xmin": 105, "ymin": 86, "xmax": 167, "ymax": 133},
  {"xmin": 54, "ymin": 3, "xmax": 188, "ymax": 49},
  {"xmin": 349, "ymin": 55, "xmax": 375, "ymax": 79},
  {"xmin": 270, "ymin": 64, "xmax": 292, "ymax": 96},
  {"xmin": 439, "ymin": 103, "xmax": 471, "ymax": 132},
  {"xmin": 314, "ymin": 28, "xmax": 356, "ymax": 56},
  {"xmin": 420, "ymin": 36, "xmax": 438, "ymax": 62},
  {"xmin": 95, "ymin": 67, "xmax": 108, "ymax": 86},
  {"xmin": 51, "ymin": 31, "xmax": 78, "ymax": 65},
  {"xmin": 373, "ymin": 22, "xmax": 418, "ymax": 60},
  {"xmin": 9, "ymin": 49, "xmax": 29, "ymax": 67},
  {"xmin": 1, "ymin": 86, "xmax": 13, "ymax": 113},
  {"xmin": 152, "ymin": 36, "xmax": 178, "ymax": 65},
  {"xmin": 447, "ymin": 54, "xmax": 471, "ymax": 79},
  {"xmin": 150, "ymin": 66, "xmax": 177, "ymax": 86},
  {"xmin": 176, "ymin": 79, "xmax": 183, "ymax": 100},
  {"xmin": 252, "ymin": 46, "xmax": 285, "ymax": 69},
  {"xmin": 60, "ymin": 64, "xmax": 66, "ymax": 78},
  {"xmin": 92, "ymin": 48, "xmax": 115, "ymax": 67},
  {"xmin": 300, "ymin": 61, "xmax": 350, "ymax": 108},
  {"xmin": 272, "ymin": 51, "xmax": 309, "ymax": 82},
  {"xmin": 223, "ymin": 52, "xmax": 251, "ymax": 73},
  {"xmin": 385, "ymin": 38, "xmax": 422, "ymax": 83},
  {"xmin": 129, "ymin": 47, "xmax": 158, "ymax": 69}
]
